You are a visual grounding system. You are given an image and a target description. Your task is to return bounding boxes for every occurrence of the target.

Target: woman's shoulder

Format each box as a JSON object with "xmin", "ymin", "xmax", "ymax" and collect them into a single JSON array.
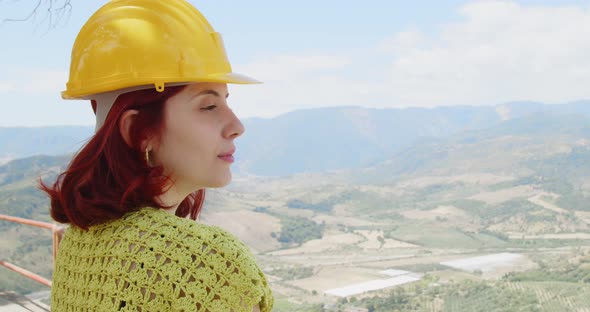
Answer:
[
  {"xmin": 62, "ymin": 207, "xmax": 259, "ymax": 281},
  {"xmin": 68, "ymin": 207, "xmax": 238, "ymax": 240},
  {"xmin": 60, "ymin": 207, "xmax": 273, "ymax": 311},
  {"xmin": 65, "ymin": 207, "xmax": 253, "ymax": 261},
  {"xmin": 123, "ymin": 207, "xmax": 249, "ymax": 249}
]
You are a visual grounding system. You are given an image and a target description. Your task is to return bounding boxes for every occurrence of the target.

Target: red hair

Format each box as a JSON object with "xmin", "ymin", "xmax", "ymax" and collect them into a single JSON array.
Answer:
[{"xmin": 40, "ymin": 86, "xmax": 205, "ymax": 230}]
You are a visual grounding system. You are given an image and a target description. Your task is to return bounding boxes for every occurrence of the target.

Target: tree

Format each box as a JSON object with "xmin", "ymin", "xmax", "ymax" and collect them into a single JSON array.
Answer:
[{"xmin": 1, "ymin": 0, "xmax": 72, "ymax": 28}]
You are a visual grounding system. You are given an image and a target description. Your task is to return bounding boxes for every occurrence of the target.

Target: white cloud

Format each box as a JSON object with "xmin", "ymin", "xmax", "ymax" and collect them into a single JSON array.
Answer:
[
  {"xmin": 0, "ymin": 82, "xmax": 15, "ymax": 93},
  {"xmin": 387, "ymin": 1, "xmax": 590, "ymax": 107},
  {"xmin": 378, "ymin": 30, "xmax": 425, "ymax": 54},
  {"xmin": 0, "ymin": 68, "xmax": 92, "ymax": 127},
  {"xmin": 0, "ymin": 68, "xmax": 68, "ymax": 94},
  {"xmin": 238, "ymin": 54, "xmax": 353, "ymax": 81},
  {"xmin": 232, "ymin": 0, "xmax": 590, "ymax": 118},
  {"xmin": 17, "ymin": 69, "xmax": 68, "ymax": 94},
  {"xmin": 230, "ymin": 53, "xmax": 388, "ymax": 118}
]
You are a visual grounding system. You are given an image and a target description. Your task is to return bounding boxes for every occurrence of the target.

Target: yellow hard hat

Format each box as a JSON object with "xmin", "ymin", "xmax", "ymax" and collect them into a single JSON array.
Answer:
[{"xmin": 62, "ymin": 0, "xmax": 259, "ymax": 99}]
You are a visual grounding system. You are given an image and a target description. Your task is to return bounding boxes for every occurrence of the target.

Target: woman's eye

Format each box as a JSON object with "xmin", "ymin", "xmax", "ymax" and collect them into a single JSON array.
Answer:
[{"xmin": 201, "ymin": 105, "xmax": 217, "ymax": 111}]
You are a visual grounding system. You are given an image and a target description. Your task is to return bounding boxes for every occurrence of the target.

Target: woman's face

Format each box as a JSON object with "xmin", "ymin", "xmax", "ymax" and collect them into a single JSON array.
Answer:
[{"xmin": 152, "ymin": 82, "xmax": 244, "ymax": 194}]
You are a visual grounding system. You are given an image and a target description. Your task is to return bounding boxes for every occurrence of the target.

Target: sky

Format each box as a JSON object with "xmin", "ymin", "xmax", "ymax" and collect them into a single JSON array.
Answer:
[{"xmin": 1, "ymin": 0, "xmax": 590, "ymax": 126}]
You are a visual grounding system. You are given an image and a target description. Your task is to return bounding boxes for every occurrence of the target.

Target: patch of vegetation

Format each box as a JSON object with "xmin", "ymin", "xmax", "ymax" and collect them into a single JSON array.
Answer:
[
  {"xmin": 506, "ymin": 238, "xmax": 590, "ymax": 248},
  {"xmin": 0, "ymin": 155, "xmax": 67, "ymax": 187},
  {"xmin": 412, "ymin": 182, "xmax": 468, "ymax": 202},
  {"xmin": 270, "ymin": 266, "xmax": 314, "ymax": 281},
  {"xmin": 286, "ymin": 199, "xmax": 332, "ymax": 213},
  {"xmin": 441, "ymin": 282, "xmax": 540, "ymax": 312},
  {"xmin": 488, "ymin": 177, "xmax": 536, "ymax": 191},
  {"xmin": 348, "ymin": 279, "xmax": 551, "ymax": 312},
  {"xmin": 0, "ymin": 225, "xmax": 53, "ymax": 294},
  {"xmin": 0, "ymin": 268, "xmax": 49, "ymax": 295},
  {"xmin": 446, "ymin": 199, "xmax": 487, "ymax": 213},
  {"xmin": 523, "ymin": 212, "xmax": 561, "ymax": 223},
  {"xmin": 452, "ymin": 199, "xmax": 538, "ymax": 221},
  {"xmin": 277, "ymin": 216, "xmax": 325, "ymax": 246},
  {"xmin": 383, "ymin": 222, "xmax": 507, "ymax": 249},
  {"xmin": 286, "ymin": 188, "xmax": 392, "ymax": 213},
  {"xmin": 391, "ymin": 263, "xmax": 450, "ymax": 273},
  {"xmin": 0, "ymin": 186, "xmax": 51, "ymax": 226},
  {"xmin": 272, "ymin": 298, "xmax": 324, "ymax": 312},
  {"xmin": 504, "ymin": 264, "xmax": 590, "ymax": 283},
  {"xmin": 556, "ymin": 194, "xmax": 590, "ymax": 211},
  {"xmin": 524, "ymin": 146, "xmax": 590, "ymax": 212},
  {"xmin": 480, "ymin": 229, "xmax": 509, "ymax": 241}
]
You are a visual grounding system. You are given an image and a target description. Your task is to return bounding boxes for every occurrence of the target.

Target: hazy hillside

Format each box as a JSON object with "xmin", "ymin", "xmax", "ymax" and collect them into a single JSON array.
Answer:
[
  {"xmin": 0, "ymin": 155, "xmax": 68, "ymax": 220},
  {"xmin": 3, "ymin": 101, "xmax": 590, "ymax": 175},
  {"xmin": 237, "ymin": 105, "xmax": 502, "ymax": 175},
  {"xmin": 348, "ymin": 112, "xmax": 590, "ymax": 184},
  {"xmin": 0, "ymin": 156, "xmax": 66, "ymax": 294},
  {"xmin": 0, "ymin": 126, "xmax": 91, "ymax": 163}
]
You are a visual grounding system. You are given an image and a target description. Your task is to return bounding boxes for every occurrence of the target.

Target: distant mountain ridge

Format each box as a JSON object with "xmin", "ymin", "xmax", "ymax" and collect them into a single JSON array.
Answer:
[
  {"xmin": 344, "ymin": 112, "xmax": 590, "ymax": 185},
  {"xmin": 3, "ymin": 101, "xmax": 589, "ymax": 175},
  {"xmin": 0, "ymin": 126, "xmax": 91, "ymax": 164}
]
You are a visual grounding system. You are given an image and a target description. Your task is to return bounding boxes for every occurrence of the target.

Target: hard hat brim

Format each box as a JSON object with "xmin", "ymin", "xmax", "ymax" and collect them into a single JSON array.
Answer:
[
  {"xmin": 61, "ymin": 72, "xmax": 261, "ymax": 100},
  {"xmin": 210, "ymin": 72, "xmax": 262, "ymax": 85}
]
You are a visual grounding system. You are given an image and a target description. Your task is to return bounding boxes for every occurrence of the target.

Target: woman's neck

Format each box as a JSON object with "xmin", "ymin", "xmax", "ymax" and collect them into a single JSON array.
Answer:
[
  {"xmin": 156, "ymin": 185, "xmax": 184, "ymax": 215},
  {"xmin": 156, "ymin": 180, "xmax": 199, "ymax": 216}
]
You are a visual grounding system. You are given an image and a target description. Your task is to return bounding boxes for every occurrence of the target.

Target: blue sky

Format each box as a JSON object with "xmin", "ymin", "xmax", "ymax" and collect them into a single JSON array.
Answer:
[{"xmin": 1, "ymin": 0, "xmax": 590, "ymax": 126}]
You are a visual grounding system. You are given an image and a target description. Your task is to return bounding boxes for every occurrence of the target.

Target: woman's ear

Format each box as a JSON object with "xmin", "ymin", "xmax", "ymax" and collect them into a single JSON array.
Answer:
[{"xmin": 118, "ymin": 109, "xmax": 139, "ymax": 147}]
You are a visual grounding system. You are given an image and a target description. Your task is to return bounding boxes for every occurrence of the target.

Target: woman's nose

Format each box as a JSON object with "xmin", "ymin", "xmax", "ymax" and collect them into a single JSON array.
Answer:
[{"xmin": 224, "ymin": 109, "xmax": 245, "ymax": 140}]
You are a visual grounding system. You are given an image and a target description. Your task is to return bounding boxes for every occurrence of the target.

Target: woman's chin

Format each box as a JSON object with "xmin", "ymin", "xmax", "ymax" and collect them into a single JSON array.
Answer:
[{"xmin": 205, "ymin": 173, "xmax": 232, "ymax": 188}]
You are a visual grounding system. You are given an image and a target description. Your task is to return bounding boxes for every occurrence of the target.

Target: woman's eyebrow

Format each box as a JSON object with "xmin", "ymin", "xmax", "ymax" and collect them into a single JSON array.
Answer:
[{"xmin": 194, "ymin": 89, "xmax": 230, "ymax": 98}]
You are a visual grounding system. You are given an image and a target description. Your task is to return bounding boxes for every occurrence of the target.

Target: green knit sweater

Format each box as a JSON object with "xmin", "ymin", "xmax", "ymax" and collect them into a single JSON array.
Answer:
[{"xmin": 51, "ymin": 207, "xmax": 274, "ymax": 311}]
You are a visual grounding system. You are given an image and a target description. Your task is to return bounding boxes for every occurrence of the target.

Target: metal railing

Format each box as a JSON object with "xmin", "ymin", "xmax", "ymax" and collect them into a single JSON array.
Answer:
[{"xmin": 0, "ymin": 214, "xmax": 64, "ymax": 288}]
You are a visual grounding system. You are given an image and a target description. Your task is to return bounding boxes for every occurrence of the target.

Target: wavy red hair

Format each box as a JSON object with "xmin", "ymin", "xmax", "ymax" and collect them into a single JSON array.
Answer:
[{"xmin": 40, "ymin": 86, "xmax": 205, "ymax": 230}]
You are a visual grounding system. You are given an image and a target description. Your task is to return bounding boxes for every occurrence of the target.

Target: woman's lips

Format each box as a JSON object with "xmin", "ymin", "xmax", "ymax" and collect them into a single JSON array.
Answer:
[
  {"xmin": 218, "ymin": 154, "xmax": 234, "ymax": 163},
  {"xmin": 218, "ymin": 149, "xmax": 235, "ymax": 163}
]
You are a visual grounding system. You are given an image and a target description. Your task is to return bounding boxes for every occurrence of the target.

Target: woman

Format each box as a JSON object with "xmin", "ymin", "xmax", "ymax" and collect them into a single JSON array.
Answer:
[{"xmin": 41, "ymin": 0, "xmax": 273, "ymax": 311}]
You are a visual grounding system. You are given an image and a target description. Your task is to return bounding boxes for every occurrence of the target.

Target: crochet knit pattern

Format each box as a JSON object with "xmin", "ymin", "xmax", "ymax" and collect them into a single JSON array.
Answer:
[{"xmin": 51, "ymin": 207, "xmax": 274, "ymax": 311}]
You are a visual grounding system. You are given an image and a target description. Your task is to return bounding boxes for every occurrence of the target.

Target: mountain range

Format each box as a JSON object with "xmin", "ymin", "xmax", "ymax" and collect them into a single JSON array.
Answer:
[{"xmin": 2, "ymin": 100, "xmax": 589, "ymax": 176}]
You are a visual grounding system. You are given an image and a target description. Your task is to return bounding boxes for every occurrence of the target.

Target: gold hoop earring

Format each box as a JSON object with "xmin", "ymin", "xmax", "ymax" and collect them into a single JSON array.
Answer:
[{"xmin": 145, "ymin": 148, "xmax": 151, "ymax": 165}]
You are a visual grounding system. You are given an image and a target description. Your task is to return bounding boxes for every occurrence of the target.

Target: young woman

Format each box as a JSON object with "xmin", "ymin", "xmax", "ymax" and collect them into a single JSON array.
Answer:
[{"xmin": 41, "ymin": 1, "xmax": 273, "ymax": 311}]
